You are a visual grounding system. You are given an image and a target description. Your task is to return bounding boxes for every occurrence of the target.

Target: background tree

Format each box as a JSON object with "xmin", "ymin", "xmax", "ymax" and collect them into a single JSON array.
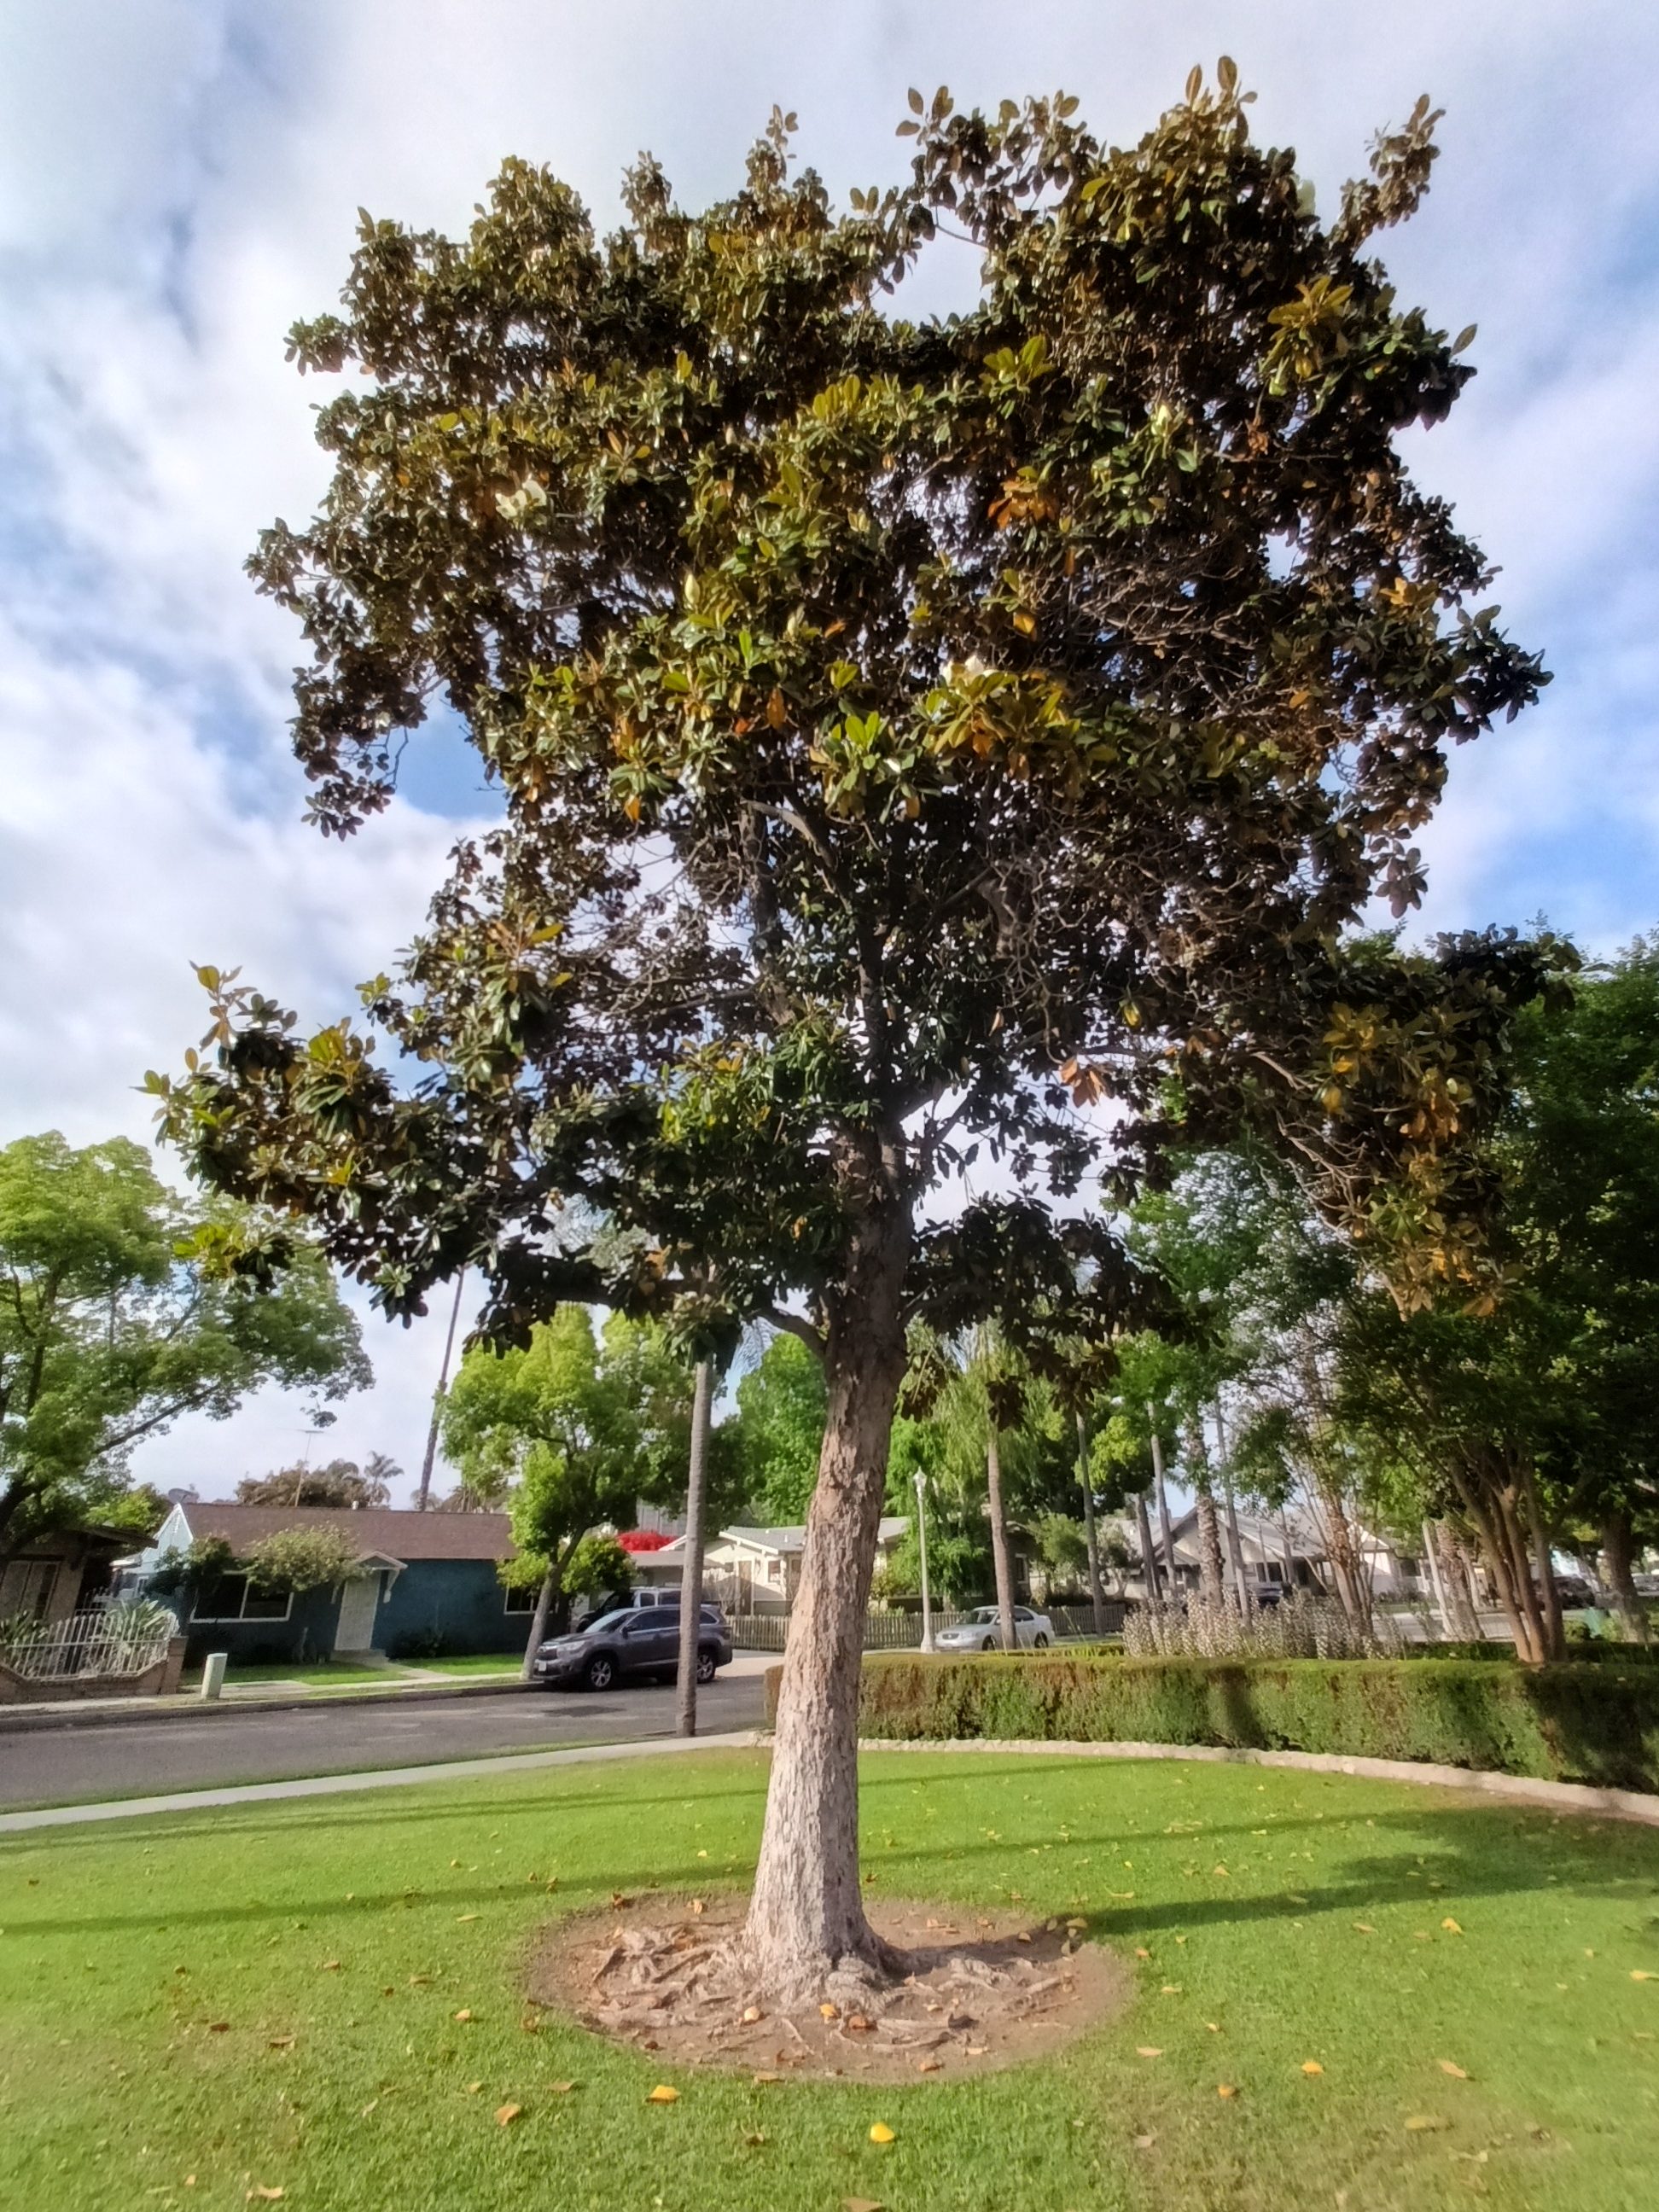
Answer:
[
  {"xmin": 157, "ymin": 73, "xmax": 1551, "ymax": 1994},
  {"xmin": 443, "ymin": 1307, "xmax": 684, "ymax": 1668},
  {"xmin": 729, "ymin": 1334, "xmax": 829, "ymax": 1522},
  {"xmin": 242, "ymin": 1525, "xmax": 366, "ymax": 1596},
  {"xmin": 236, "ymin": 1452, "xmax": 399, "ymax": 1508},
  {"xmin": 0, "ymin": 1132, "xmax": 369, "ymax": 1569}
]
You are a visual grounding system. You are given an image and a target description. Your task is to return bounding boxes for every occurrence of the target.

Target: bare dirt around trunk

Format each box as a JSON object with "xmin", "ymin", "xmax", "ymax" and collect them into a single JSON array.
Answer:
[{"xmin": 524, "ymin": 1890, "xmax": 1132, "ymax": 2083}]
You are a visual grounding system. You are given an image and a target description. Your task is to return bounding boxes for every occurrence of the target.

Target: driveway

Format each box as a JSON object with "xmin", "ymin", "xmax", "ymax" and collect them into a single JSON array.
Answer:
[{"xmin": 0, "ymin": 1670, "xmax": 768, "ymax": 1811}]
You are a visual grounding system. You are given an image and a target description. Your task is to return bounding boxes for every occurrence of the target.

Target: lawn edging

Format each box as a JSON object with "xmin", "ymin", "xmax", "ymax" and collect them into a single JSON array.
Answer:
[
  {"xmin": 851, "ymin": 1733, "xmax": 1659, "ymax": 1827},
  {"xmin": 764, "ymin": 1650, "xmax": 1659, "ymax": 1794}
]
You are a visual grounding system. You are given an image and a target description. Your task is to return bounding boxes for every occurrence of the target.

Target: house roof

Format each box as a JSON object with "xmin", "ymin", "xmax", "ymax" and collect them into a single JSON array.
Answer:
[
  {"xmin": 173, "ymin": 1503, "xmax": 515, "ymax": 1563},
  {"xmin": 714, "ymin": 1517, "xmax": 909, "ymax": 1557}
]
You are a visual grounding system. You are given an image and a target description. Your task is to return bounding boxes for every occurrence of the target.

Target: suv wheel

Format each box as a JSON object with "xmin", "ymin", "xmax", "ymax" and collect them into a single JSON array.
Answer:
[
  {"xmin": 981, "ymin": 1636, "xmax": 996, "ymax": 1651},
  {"xmin": 696, "ymin": 1647, "xmax": 718, "ymax": 1685},
  {"xmin": 585, "ymin": 1653, "xmax": 616, "ymax": 1691},
  {"xmin": 1033, "ymin": 1632, "xmax": 1050, "ymax": 1649}
]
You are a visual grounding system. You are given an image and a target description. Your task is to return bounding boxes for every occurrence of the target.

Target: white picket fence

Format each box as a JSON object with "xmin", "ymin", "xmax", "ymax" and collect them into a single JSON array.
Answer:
[{"xmin": 0, "ymin": 1605, "xmax": 178, "ymax": 1681}]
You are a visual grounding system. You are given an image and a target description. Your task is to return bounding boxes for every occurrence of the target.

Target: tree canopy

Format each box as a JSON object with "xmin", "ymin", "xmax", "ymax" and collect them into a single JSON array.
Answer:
[
  {"xmin": 236, "ymin": 1452, "xmax": 400, "ymax": 1508},
  {"xmin": 151, "ymin": 68, "xmax": 1556, "ymax": 1985},
  {"xmin": 0, "ymin": 1132, "xmax": 370, "ymax": 1565}
]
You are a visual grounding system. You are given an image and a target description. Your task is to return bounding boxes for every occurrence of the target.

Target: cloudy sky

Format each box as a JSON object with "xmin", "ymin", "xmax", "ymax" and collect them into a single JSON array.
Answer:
[{"xmin": 2, "ymin": 0, "xmax": 1654, "ymax": 1500}]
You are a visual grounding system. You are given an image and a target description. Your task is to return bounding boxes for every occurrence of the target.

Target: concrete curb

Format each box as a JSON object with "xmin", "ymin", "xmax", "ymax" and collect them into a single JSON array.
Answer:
[
  {"xmin": 854, "ymin": 1735, "xmax": 1659, "ymax": 1826},
  {"xmin": 0, "ymin": 1674, "xmax": 534, "ymax": 1735},
  {"xmin": 0, "ymin": 1731, "xmax": 771, "ymax": 1833}
]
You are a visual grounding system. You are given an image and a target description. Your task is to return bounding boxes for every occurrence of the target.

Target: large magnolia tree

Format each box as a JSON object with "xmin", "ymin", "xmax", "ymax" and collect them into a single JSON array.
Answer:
[{"xmin": 157, "ymin": 72, "xmax": 1554, "ymax": 1992}]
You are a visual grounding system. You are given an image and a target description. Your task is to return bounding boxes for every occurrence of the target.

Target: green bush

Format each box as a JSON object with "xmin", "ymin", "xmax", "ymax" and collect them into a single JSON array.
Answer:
[{"xmin": 771, "ymin": 1653, "xmax": 1659, "ymax": 1793}]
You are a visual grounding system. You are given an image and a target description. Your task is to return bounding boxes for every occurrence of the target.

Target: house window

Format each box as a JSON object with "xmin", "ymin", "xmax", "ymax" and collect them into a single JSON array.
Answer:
[
  {"xmin": 504, "ymin": 1584, "xmax": 537, "ymax": 1615},
  {"xmin": 190, "ymin": 1576, "xmax": 293, "ymax": 1625}
]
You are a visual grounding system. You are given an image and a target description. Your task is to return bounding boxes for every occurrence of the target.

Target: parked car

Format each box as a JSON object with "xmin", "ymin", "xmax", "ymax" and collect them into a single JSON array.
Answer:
[
  {"xmin": 531, "ymin": 1605, "xmax": 732, "ymax": 1691},
  {"xmin": 1551, "ymin": 1574, "xmax": 1600, "ymax": 1611},
  {"xmin": 571, "ymin": 1586, "xmax": 728, "ymax": 1630},
  {"xmin": 933, "ymin": 1605, "xmax": 1053, "ymax": 1652}
]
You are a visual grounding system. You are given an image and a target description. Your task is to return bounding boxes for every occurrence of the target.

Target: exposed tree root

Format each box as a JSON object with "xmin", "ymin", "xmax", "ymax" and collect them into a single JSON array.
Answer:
[{"xmin": 524, "ymin": 1893, "xmax": 1131, "ymax": 2081}]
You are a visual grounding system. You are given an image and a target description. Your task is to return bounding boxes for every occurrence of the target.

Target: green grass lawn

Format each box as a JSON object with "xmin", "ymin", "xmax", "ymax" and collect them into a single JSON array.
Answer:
[
  {"xmin": 189, "ymin": 1662, "xmax": 393, "ymax": 1689},
  {"xmin": 405, "ymin": 1654, "xmax": 525, "ymax": 1677},
  {"xmin": 2, "ymin": 1752, "xmax": 1656, "ymax": 2212}
]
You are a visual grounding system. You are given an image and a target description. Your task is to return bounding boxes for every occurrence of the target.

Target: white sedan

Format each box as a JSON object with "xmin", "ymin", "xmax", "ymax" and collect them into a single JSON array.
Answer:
[{"xmin": 933, "ymin": 1605, "xmax": 1054, "ymax": 1652}]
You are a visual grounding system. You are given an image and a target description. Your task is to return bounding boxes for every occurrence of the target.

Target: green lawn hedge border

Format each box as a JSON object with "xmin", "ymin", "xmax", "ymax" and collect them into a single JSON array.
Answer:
[{"xmin": 765, "ymin": 1653, "xmax": 1659, "ymax": 1793}]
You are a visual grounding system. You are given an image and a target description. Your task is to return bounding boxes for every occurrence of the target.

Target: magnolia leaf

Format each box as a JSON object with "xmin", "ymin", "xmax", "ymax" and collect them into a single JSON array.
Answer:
[
  {"xmin": 869, "ymin": 2121, "xmax": 896, "ymax": 2145},
  {"xmin": 1437, "ymin": 2059, "xmax": 1469, "ymax": 2079},
  {"xmin": 1301, "ymin": 2059, "xmax": 1324, "ymax": 2075},
  {"xmin": 646, "ymin": 2084, "xmax": 680, "ymax": 2104},
  {"xmin": 494, "ymin": 2103, "xmax": 523, "ymax": 2127}
]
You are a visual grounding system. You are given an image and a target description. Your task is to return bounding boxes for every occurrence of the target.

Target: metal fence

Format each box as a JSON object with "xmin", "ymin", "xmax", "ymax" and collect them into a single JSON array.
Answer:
[{"xmin": 0, "ymin": 1605, "xmax": 178, "ymax": 1681}]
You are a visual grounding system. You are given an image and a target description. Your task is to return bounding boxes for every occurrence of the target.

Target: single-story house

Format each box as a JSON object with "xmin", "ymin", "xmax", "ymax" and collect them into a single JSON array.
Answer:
[
  {"xmin": 127, "ymin": 1501, "xmax": 532, "ymax": 1664},
  {"xmin": 634, "ymin": 1518, "xmax": 911, "ymax": 1611},
  {"xmin": 1147, "ymin": 1505, "xmax": 1427, "ymax": 1606},
  {"xmin": 0, "ymin": 1527, "xmax": 130, "ymax": 1624}
]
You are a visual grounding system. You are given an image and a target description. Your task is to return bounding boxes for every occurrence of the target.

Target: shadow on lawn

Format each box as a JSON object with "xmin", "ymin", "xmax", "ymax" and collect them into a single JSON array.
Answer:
[{"xmin": 8, "ymin": 1801, "xmax": 1647, "ymax": 1944}]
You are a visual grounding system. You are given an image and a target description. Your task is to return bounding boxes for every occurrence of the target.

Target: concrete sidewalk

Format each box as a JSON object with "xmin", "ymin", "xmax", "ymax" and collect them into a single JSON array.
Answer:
[{"xmin": 0, "ymin": 1728, "xmax": 769, "ymax": 1834}]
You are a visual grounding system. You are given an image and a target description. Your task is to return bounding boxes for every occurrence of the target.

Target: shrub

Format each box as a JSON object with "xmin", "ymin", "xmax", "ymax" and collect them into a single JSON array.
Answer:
[
  {"xmin": 242, "ymin": 1527, "xmax": 365, "ymax": 1595},
  {"xmin": 795, "ymin": 1652, "xmax": 1659, "ymax": 1793},
  {"xmin": 1124, "ymin": 1592, "xmax": 1400, "ymax": 1661},
  {"xmin": 386, "ymin": 1627, "xmax": 455, "ymax": 1661}
]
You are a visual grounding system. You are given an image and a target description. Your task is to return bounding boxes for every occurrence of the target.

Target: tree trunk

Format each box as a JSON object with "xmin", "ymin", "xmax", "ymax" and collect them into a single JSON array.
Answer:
[
  {"xmin": 1076, "ymin": 1412, "xmax": 1106, "ymax": 1635},
  {"xmin": 1193, "ymin": 1484, "xmax": 1226, "ymax": 1612},
  {"xmin": 1421, "ymin": 1517, "xmax": 1453, "ymax": 1639},
  {"xmin": 742, "ymin": 1192, "xmax": 911, "ymax": 1995},
  {"xmin": 519, "ymin": 1568, "xmax": 556, "ymax": 1682},
  {"xmin": 675, "ymin": 1358, "xmax": 714, "ymax": 1737},
  {"xmin": 985, "ymin": 1428, "xmax": 1018, "ymax": 1651},
  {"xmin": 1601, "ymin": 1505, "xmax": 1650, "ymax": 1644},
  {"xmin": 1150, "ymin": 1423, "xmax": 1178, "ymax": 1606},
  {"xmin": 1135, "ymin": 1490, "xmax": 1163, "ymax": 1627},
  {"xmin": 1520, "ymin": 1461, "xmax": 1565, "ymax": 1662},
  {"xmin": 1434, "ymin": 1520, "xmax": 1481, "ymax": 1639}
]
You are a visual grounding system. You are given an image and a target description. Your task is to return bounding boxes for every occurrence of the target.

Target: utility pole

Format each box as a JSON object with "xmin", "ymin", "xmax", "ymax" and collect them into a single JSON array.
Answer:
[
  {"xmin": 675, "ymin": 1359, "xmax": 714, "ymax": 1737},
  {"xmin": 915, "ymin": 1467, "xmax": 935, "ymax": 1652},
  {"xmin": 416, "ymin": 1271, "xmax": 467, "ymax": 1511},
  {"xmin": 1076, "ymin": 1409, "xmax": 1107, "ymax": 1634}
]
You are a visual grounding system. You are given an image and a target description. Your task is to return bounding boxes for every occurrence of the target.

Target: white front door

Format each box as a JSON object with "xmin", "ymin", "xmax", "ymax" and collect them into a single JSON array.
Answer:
[{"xmin": 335, "ymin": 1575, "xmax": 381, "ymax": 1653}]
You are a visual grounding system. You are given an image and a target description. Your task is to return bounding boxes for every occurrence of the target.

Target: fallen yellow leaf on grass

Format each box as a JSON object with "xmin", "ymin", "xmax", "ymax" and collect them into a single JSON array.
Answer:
[
  {"xmin": 1217, "ymin": 2083, "xmax": 1237, "ymax": 2099},
  {"xmin": 1353, "ymin": 1924, "xmax": 1376, "ymax": 1935},
  {"xmin": 1633, "ymin": 1970, "xmax": 1656, "ymax": 1982},
  {"xmin": 320, "ymin": 1960, "xmax": 341, "ymax": 1972},
  {"xmin": 550, "ymin": 2081, "xmax": 578, "ymax": 2095},
  {"xmin": 842, "ymin": 2197, "xmax": 885, "ymax": 2212},
  {"xmin": 869, "ymin": 2122, "xmax": 896, "ymax": 2145},
  {"xmin": 752, "ymin": 2072, "xmax": 782, "ymax": 2086},
  {"xmin": 494, "ymin": 2103, "xmax": 522, "ymax": 2127},
  {"xmin": 917, "ymin": 2058, "xmax": 941, "ymax": 2074},
  {"xmin": 1406, "ymin": 2115, "xmax": 1447, "ymax": 2132},
  {"xmin": 457, "ymin": 1913, "xmax": 479, "ymax": 1924},
  {"xmin": 1135, "ymin": 2046, "xmax": 1163, "ymax": 2059},
  {"xmin": 1438, "ymin": 2060, "xmax": 1470, "ymax": 2080},
  {"xmin": 465, "ymin": 2081, "xmax": 482, "ymax": 2094},
  {"xmin": 1301, "ymin": 2060, "xmax": 1324, "ymax": 2075},
  {"xmin": 742, "ymin": 2005, "xmax": 764, "ymax": 2023},
  {"xmin": 820, "ymin": 2002, "xmax": 840, "ymax": 2020},
  {"xmin": 247, "ymin": 2190, "xmax": 284, "ymax": 2202},
  {"xmin": 647, "ymin": 2085, "xmax": 680, "ymax": 2104},
  {"xmin": 267, "ymin": 2037, "xmax": 294, "ymax": 2051},
  {"xmin": 1441, "ymin": 1918, "xmax": 1463, "ymax": 1935},
  {"xmin": 1133, "ymin": 2132, "xmax": 1155, "ymax": 2150},
  {"xmin": 1211, "ymin": 1865, "xmax": 1230, "ymax": 1878},
  {"xmin": 453, "ymin": 2009, "xmax": 474, "ymax": 2023},
  {"xmin": 1159, "ymin": 1983, "xmax": 1182, "ymax": 1995}
]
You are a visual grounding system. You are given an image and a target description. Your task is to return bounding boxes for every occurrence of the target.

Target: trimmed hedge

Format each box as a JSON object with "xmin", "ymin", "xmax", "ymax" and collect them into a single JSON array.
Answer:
[{"xmin": 768, "ymin": 1653, "xmax": 1659, "ymax": 1793}]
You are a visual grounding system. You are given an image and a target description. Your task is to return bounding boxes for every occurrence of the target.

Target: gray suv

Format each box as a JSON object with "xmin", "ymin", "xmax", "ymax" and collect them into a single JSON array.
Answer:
[{"xmin": 531, "ymin": 1604, "xmax": 732, "ymax": 1691}]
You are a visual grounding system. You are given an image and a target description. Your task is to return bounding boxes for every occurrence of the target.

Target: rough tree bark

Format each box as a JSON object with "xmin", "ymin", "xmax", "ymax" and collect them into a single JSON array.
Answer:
[
  {"xmin": 985, "ymin": 1425, "xmax": 1018, "ymax": 1652},
  {"xmin": 1601, "ymin": 1505, "xmax": 1650, "ymax": 1644},
  {"xmin": 742, "ymin": 1180, "xmax": 912, "ymax": 1994},
  {"xmin": 675, "ymin": 1358, "xmax": 714, "ymax": 1737},
  {"xmin": 1520, "ymin": 1461, "xmax": 1566, "ymax": 1662},
  {"xmin": 1433, "ymin": 1519, "xmax": 1482, "ymax": 1640}
]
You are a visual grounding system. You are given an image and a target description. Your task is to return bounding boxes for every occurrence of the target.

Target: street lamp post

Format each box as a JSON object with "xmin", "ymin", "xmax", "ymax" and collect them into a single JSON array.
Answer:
[{"xmin": 915, "ymin": 1467, "xmax": 935, "ymax": 1653}]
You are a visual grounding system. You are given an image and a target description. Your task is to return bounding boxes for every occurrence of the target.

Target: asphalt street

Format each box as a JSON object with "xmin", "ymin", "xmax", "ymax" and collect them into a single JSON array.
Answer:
[{"xmin": 0, "ymin": 1673, "xmax": 767, "ymax": 1810}]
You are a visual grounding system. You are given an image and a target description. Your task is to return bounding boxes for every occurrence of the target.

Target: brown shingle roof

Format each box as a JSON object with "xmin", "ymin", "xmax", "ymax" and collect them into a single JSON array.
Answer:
[{"xmin": 180, "ymin": 1503, "xmax": 515, "ymax": 1563}]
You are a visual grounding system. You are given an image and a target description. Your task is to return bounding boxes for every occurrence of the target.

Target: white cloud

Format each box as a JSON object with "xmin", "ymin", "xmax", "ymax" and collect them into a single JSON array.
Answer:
[{"xmin": 2, "ymin": 0, "xmax": 1656, "ymax": 1494}]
